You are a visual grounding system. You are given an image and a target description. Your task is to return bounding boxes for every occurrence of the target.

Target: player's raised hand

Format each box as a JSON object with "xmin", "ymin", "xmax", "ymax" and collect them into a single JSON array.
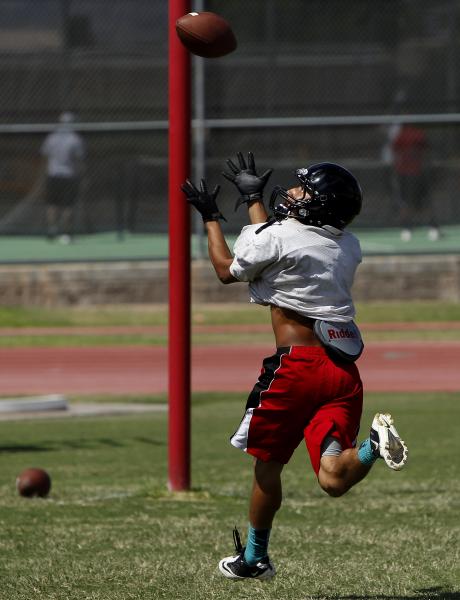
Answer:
[
  {"xmin": 222, "ymin": 151, "xmax": 273, "ymax": 210},
  {"xmin": 180, "ymin": 178, "xmax": 226, "ymax": 223}
]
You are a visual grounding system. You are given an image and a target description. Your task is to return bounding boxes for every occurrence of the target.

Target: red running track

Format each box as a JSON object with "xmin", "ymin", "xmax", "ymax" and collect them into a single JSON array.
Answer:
[{"xmin": 0, "ymin": 341, "xmax": 458, "ymax": 395}]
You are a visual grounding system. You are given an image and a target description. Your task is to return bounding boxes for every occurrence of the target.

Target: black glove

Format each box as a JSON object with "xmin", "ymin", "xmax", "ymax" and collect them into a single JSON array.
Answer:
[
  {"xmin": 180, "ymin": 178, "xmax": 226, "ymax": 223},
  {"xmin": 222, "ymin": 151, "xmax": 273, "ymax": 211}
]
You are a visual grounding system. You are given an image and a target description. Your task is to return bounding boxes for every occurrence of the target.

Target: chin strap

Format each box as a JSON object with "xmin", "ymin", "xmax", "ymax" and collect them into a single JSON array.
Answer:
[
  {"xmin": 255, "ymin": 217, "xmax": 278, "ymax": 234},
  {"xmin": 255, "ymin": 201, "xmax": 291, "ymax": 234}
]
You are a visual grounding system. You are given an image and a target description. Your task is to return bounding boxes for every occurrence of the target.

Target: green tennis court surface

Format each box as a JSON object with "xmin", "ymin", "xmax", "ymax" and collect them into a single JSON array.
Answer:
[{"xmin": 2, "ymin": 225, "xmax": 460, "ymax": 263}]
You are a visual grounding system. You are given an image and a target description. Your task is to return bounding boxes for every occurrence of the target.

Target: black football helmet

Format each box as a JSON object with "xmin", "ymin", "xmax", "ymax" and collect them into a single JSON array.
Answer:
[{"xmin": 269, "ymin": 162, "xmax": 362, "ymax": 230}]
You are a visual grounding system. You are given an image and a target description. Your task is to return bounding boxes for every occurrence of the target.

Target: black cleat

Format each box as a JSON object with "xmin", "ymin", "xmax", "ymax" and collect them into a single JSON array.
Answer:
[{"xmin": 218, "ymin": 528, "xmax": 276, "ymax": 580}]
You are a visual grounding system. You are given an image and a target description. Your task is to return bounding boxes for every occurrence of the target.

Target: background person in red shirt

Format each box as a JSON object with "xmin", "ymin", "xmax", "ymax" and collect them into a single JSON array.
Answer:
[{"xmin": 391, "ymin": 124, "xmax": 440, "ymax": 241}]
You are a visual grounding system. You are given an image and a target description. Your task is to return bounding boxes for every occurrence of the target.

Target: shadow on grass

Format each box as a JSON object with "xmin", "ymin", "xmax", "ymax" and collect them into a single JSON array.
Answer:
[
  {"xmin": 313, "ymin": 588, "xmax": 459, "ymax": 600},
  {"xmin": 0, "ymin": 444, "xmax": 52, "ymax": 453},
  {"xmin": 132, "ymin": 436, "xmax": 165, "ymax": 446},
  {"xmin": 414, "ymin": 591, "xmax": 460, "ymax": 600},
  {"xmin": 0, "ymin": 436, "xmax": 165, "ymax": 453}
]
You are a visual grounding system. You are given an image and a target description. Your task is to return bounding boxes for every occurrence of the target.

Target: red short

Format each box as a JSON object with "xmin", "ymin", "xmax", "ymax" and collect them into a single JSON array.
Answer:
[{"xmin": 230, "ymin": 346, "xmax": 363, "ymax": 475}]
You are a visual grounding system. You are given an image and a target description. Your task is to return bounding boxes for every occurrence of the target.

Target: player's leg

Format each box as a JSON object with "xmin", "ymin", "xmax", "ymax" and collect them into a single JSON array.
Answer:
[
  {"xmin": 218, "ymin": 459, "xmax": 281, "ymax": 580},
  {"xmin": 47, "ymin": 177, "xmax": 66, "ymax": 240},
  {"xmin": 249, "ymin": 458, "xmax": 284, "ymax": 529},
  {"xmin": 414, "ymin": 172, "xmax": 440, "ymax": 240},
  {"xmin": 219, "ymin": 348, "xmax": 301, "ymax": 580},
  {"xmin": 46, "ymin": 205, "xmax": 58, "ymax": 239},
  {"xmin": 59, "ymin": 178, "xmax": 79, "ymax": 241},
  {"xmin": 45, "ymin": 177, "xmax": 60, "ymax": 239},
  {"xmin": 398, "ymin": 174, "xmax": 412, "ymax": 240},
  {"xmin": 59, "ymin": 206, "xmax": 73, "ymax": 243},
  {"xmin": 317, "ymin": 412, "xmax": 408, "ymax": 497},
  {"xmin": 318, "ymin": 443, "xmax": 372, "ymax": 497}
]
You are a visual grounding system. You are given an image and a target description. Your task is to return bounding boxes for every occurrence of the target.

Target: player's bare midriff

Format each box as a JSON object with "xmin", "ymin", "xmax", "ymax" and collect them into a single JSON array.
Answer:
[{"xmin": 270, "ymin": 305, "xmax": 322, "ymax": 348}]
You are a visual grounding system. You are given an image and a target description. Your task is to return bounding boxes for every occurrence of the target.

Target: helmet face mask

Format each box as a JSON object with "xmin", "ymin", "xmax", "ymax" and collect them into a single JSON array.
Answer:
[{"xmin": 269, "ymin": 163, "xmax": 362, "ymax": 230}]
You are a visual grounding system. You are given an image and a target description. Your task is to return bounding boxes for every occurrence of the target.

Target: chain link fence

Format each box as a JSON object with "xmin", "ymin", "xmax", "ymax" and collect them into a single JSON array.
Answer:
[{"xmin": 0, "ymin": 0, "xmax": 459, "ymax": 244}]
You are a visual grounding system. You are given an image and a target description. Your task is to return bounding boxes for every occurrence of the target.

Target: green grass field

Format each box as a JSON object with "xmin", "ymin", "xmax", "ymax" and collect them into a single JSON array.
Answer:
[
  {"xmin": 1, "ymin": 301, "xmax": 460, "ymax": 348},
  {"xmin": 1, "ymin": 301, "xmax": 460, "ymax": 328},
  {"xmin": 0, "ymin": 302, "xmax": 459, "ymax": 598},
  {"xmin": 0, "ymin": 392, "xmax": 458, "ymax": 600}
]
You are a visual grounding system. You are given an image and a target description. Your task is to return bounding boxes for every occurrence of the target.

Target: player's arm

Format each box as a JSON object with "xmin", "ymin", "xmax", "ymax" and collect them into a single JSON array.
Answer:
[
  {"xmin": 222, "ymin": 152, "xmax": 272, "ymax": 224},
  {"xmin": 181, "ymin": 178, "xmax": 237, "ymax": 284},
  {"xmin": 247, "ymin": 200, "xmax": 268, "ymax": 224},
  {"xmin": 205, "ymin": 221, "xmax": 237, "ymax": 284}
]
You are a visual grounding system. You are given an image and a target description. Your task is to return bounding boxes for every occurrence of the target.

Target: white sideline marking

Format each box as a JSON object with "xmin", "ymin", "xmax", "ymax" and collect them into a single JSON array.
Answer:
[
  {"xmin": 0, "ymin": 394, "xmax": 68, "ymax": 413},
  {"xmin": 0, "ymin": 402, "xmax": 167, "ymax": 421}
]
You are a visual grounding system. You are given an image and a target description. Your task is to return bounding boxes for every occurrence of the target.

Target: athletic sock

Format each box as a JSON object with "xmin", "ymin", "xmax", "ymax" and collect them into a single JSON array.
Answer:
[
  {"xmin": 243, "ymin": 525, "xmax": 271, "ymax": 565},
  {"xmin": 357, "ymin": 437, "xmax": 377, "ymax": 465}
]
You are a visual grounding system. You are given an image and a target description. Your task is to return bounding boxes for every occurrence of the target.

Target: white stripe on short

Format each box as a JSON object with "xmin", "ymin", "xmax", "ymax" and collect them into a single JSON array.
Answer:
[
  {"xmin": 230, "ymin": 408, "xmax": 254, "ymax": 452},
  {"xmin": 230, "ymin": 347, "xmax": 291, "ymax": 453}
]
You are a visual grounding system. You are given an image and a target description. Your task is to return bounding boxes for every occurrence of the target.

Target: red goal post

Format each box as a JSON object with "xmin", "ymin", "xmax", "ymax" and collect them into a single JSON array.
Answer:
[{"xmin": 168, "ymin": 0, "xmax": 191, "ymax": 491}]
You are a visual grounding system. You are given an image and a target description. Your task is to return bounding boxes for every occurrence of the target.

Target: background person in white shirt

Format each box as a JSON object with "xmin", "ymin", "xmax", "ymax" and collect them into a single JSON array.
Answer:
[
  {"xmin": 181, "ymin": 153, "xmax": 408, "ymax": 581},
  {"xmin": 41, "ymin": 112, "xmax": 86, "ymax": 242}
]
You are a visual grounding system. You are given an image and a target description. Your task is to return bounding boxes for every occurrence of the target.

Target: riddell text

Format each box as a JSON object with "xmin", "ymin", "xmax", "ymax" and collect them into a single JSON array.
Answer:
[{"xmin": 328, "ymin": 328, "xmax": 357, "ymax": 340}]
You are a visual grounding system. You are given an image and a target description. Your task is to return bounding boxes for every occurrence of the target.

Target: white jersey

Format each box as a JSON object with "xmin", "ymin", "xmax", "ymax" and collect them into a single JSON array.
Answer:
[
  {"xmin": 41, "ymin": 128, "xmax": 85, "ymax": 178},
  {"xmin": 229, "ymin": 218, "xmax": 362, "ymax": 322}
]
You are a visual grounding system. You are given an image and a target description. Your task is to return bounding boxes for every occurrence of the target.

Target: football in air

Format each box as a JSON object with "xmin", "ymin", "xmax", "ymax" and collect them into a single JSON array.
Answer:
[
  {"xmin": 16, "ymin": 467, "xmax": 52, "ymax": 498},
  {"xmin": 175, "ymin": 11, "xmax": 237, "ymax": 58}
]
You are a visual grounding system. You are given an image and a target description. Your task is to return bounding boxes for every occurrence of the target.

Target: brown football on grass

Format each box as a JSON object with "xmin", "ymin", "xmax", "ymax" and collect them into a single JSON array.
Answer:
[{"xmin": 16, "ymin": 467, "xmax": 51, "ymax": 497}]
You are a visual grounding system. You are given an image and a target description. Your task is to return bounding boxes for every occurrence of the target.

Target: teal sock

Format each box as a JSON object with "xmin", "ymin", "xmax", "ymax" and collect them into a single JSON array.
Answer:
[
  {"xmin": 243, "ymin": 525, "xmax": 271, "ymax": 565},
  {"xmin": 357, "ymin": 438, "xmax": 377, "ymax": 465}
]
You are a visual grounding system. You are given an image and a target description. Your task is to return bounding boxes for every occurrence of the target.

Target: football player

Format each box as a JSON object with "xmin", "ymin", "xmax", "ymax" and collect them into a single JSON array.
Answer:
[{"xmin": 182, "ymin": 153, "xmax": 408, "ymax": 581}]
